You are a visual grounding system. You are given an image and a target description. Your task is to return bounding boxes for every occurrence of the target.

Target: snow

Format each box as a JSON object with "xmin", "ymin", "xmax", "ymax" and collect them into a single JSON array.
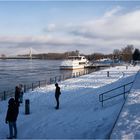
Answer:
[
  {"xmin": 0, "ymin": 65, "xmax": 140, "ymax": 139},
  {"xmin": 111, "ymin": 69, "xmax": 140, "ymax": 139}
]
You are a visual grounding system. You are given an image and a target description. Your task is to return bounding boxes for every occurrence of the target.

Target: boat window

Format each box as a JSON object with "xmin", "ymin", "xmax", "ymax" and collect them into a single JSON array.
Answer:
[{"xmin": 68, "ymin": 56, "xmax": 82, "ymax": 60}]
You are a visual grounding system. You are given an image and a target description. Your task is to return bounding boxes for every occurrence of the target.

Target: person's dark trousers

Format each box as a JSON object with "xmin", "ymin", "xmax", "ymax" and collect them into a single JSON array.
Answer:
[
  {"xmin": 55, "ymin": 95, "xmax": 60, "ymax": 109},
  {"xmin": 8, "ymin": 122, "xmax": 17, "ymax": 138}
]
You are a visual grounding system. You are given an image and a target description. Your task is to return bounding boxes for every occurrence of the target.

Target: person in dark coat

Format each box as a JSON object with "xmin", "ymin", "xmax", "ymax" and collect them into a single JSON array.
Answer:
[
  {"xmin": 55, "ymin": 83, "xmax": 61, "ymax": 109},
  {"xmin": 19, "ymin": 84, "xmax": 24, "ymax": 103},
  {"xmin": 5, "ymin": 98, "xmax": 19, "ymax": 139},
  {"xmin": 15, "ymin": 86, "xmax": 20, "ymax": 106}
]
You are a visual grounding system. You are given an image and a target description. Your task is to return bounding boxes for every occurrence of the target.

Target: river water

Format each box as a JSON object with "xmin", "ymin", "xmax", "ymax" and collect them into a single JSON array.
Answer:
[{"xmin": 0, "ymin": 59, "xmax": 74, "ymax": 93}]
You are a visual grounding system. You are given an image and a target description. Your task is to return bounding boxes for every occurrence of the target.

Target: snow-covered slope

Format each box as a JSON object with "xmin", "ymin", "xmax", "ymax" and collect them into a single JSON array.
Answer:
[
  {"xmin": 111, "ymin": 71, "xmax": 140, "ymax": 139},
  {"xmin": 0, "ymin": 65, "xmax": 139, "ymax": 139}
]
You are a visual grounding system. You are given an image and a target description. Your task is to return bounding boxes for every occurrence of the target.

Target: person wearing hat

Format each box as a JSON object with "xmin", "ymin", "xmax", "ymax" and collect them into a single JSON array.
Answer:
[
  {"xmin": 5, "ymin": 98, "xmax": 19, "ymax": 139},
  {"xmin": 55, "ymin": 83, "xmax": 61, "ymax": 110}
]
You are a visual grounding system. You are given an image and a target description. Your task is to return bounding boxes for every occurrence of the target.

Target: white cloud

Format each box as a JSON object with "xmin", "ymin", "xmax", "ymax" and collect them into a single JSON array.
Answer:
[
  {"xmin": 1, "ymin": 7, "xmax": 140, "ymax": 55},
  {"xmin": 45, "ymin": 24, "xmax": 56, "ymax": 32},
  {"xmin": 70, "ymin": 9, "xmax": 140, "ymax": 40},
  {"xmin": 66, "ymin": 8, "xmax": 140, "ymax": 51},
  {"xmin": 104, "ymin": 6, "xmax": 122, "ymax": 18}
]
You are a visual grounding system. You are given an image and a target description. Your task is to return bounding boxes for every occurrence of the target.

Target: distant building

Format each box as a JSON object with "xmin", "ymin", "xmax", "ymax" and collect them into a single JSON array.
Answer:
[{"xmin": 0, "ymin": 54, "xmax": 7, "ymax": 59}]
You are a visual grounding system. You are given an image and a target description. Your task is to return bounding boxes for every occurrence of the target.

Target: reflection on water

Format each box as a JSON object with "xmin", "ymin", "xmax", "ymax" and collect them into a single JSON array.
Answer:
[{"xmin": 0, "ymin": 59, "xmax": 61, "ymax": 92}]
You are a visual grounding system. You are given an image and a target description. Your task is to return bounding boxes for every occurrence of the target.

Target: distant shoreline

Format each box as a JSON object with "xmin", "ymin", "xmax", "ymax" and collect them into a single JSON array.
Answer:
[
  {"xmin": 0, "ymin": 57, "xmax": 64, "ymax": 60},
  {"xmin": 0, "ymin": 57, "xmax": 40, "ymax": 60}
]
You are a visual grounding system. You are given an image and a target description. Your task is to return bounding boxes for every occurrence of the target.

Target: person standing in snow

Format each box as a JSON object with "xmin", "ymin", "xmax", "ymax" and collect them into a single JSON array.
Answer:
[
  {"xmin": 5, "ymin": 98, "xmax": 19, "ymax": 139},
  {"xmin": 19, "ymin": 84, "xmax": 24, "ymax": 104},
  {"xmin": 55, "ymin": 83, "xmax": 61, "ymax": 110},
  {"xmin": 15, "ymin": 86, "xmax": 20, "ymax": 106}
]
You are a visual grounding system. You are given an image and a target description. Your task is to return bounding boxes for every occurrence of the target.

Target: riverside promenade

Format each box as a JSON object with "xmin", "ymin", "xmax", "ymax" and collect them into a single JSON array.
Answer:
[
  {"xmin": 0, "ymin": 65, "xmax": 139, "ymax": 139},
  {"xmin": 111, "ymin": 70, "xmax": 140, "ymax": 139}
]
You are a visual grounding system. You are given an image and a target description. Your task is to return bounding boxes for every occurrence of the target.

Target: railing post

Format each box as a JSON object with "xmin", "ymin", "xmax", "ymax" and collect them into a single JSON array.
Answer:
[
  {"xmin": 32, "ymin": 83, "xmax": 34, "ymax": 91},
  {"xmin": 63, "ymin": 75, "xmax": 64, "ymax": 80},
  {"xmin": 124, "ymin": 85, "xmax": 125, "ymax": 99},
  {"xmin": 102, "ymin": 94, "xmax": 103, "ymax": 107},
  {"xmin": 107, "ymin": 71, "xmax": 109, "ymax": 77},
  {"xmin": 3, "ymin": 91, "xmax": 6, "ymax": 100},
  {"xmin": 50, "ymin": 78, "xmax": 52, "ymax": 84},
  {"xmin": 39, "ymin": 81, "xmax": 40, "ymax": 88},
  {"xmin": 24, "ymin": 85, "xmax": 26, "ymax": 93},
  {"xmin": 25, "ymin": 99, "xmax": 30, "ymax": 115},
  {"xmin": 99, "ymin": 94, "xmax": 104, "ymax": 107}
]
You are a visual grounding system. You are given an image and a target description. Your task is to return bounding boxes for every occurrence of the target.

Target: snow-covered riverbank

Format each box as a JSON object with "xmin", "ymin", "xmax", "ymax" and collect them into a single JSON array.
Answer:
[{"xmin": 0, "ymin": 65, "xmax": 139, "ymax": 139}]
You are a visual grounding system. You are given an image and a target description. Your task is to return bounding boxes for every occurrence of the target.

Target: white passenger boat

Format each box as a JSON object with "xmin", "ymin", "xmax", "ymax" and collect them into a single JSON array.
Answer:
[{"xmin": 60, "ymin": 55, "xmax": 89, "ymax": 70}]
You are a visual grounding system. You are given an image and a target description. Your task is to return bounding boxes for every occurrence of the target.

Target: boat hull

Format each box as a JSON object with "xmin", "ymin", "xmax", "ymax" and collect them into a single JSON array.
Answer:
[
  {"xmin": 60, "ymin": 55, "xmax": 89, "ymax": 70},
  {"xmin": 60, "ymin": 65, "xmax": 84, "ymax": 70}
]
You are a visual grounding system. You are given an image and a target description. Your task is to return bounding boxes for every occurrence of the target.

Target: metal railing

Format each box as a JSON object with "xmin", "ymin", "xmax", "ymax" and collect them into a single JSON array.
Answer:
[
  {"xmin": 99, "ymin": 81, "xmax": 134, "ymax": 107},
  {"xmin": 0, "ymin": 68, "xmax": 97, "ymax": 101},
  {"xmin": 107, "ymin": 70, "xmax": 139, "ymax": 139}
]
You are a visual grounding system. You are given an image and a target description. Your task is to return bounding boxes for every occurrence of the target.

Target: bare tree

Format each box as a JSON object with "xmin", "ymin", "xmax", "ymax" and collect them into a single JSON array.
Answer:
[
  {"xmin": 121, "ymin": 45, "xmax": 134, "ymax": 62},
  {"xmin": 113, "ymin": 49, "xmax": 121, "ymax": 59}
]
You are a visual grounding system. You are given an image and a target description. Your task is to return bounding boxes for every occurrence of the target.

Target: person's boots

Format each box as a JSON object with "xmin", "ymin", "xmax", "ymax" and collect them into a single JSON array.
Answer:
[{"xmin": 55, "ymin": 106, "xmax": 59, "ymax": 110}]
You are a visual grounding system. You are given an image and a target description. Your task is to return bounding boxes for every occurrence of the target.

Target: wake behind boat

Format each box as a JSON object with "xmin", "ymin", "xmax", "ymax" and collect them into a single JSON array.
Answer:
[{"xmin": 60, "ymin": 55, "xmax": 89, "ymax": 70}]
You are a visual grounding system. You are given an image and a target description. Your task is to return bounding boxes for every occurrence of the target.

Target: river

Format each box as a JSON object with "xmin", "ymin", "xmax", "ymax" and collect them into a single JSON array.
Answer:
[{"xmin": 0, "ymin": 59, "xmax": 73, "ymax": 93}]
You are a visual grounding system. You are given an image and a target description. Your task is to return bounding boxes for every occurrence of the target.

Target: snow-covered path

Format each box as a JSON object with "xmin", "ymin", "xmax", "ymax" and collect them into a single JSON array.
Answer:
[
  {"xmin": 0, "ymin": 65, "xmax": 139, "ymax": 139},
  {"xmin": 111, "ymin": 71, "xmax": 140, "ymax": 139}
]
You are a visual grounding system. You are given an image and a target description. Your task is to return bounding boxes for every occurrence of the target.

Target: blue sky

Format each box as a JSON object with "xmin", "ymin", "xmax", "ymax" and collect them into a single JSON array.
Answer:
[{"xmin": 0, "ymin": 1, "xmax": 140, "ymax": 55}]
